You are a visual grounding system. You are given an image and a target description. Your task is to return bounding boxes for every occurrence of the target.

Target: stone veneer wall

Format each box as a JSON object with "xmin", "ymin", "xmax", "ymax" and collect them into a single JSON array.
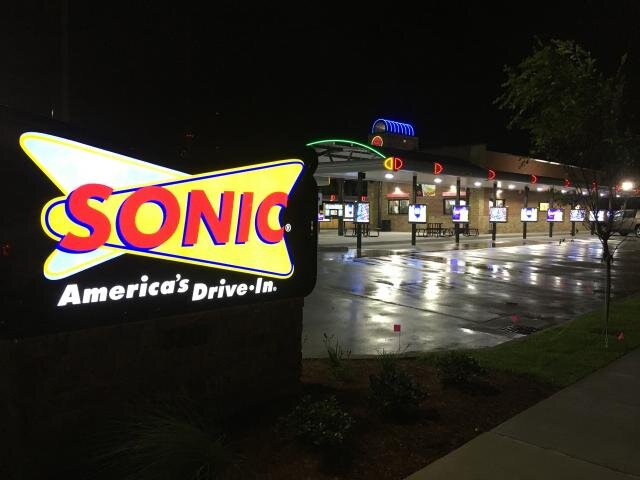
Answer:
[{"xmin": 0, "ymin": 298, "xmax": 303, "ymax": 479}]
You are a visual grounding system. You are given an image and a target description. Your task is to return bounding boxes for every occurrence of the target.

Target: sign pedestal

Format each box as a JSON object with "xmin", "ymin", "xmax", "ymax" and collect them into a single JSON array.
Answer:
[{"xmin": 0, "ymin": 298, "xmax": 304, "ymax": 477}]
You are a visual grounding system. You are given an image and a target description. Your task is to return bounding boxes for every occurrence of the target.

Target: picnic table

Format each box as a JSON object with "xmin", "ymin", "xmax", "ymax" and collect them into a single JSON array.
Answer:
[
  {"xmin": 459, "ymin": 223, "xmax": 479, "ymax": 236},
  {"xmin": 344, "ymin": 222, "xmax": 380, "ymax": 237},
  {"xmin": 416, "ymin": 223, "xmax": 453, "ymax": 237}
]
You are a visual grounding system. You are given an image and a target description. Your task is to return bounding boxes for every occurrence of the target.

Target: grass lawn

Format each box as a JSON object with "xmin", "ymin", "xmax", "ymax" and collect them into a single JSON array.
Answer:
[{"xmin": 467, "ymin": 294, "xmax": 640, "ymax": 387}]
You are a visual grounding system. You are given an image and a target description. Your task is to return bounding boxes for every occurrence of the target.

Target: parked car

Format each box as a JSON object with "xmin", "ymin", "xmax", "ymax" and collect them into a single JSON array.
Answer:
[{"xmin": 611, "ymin": 209, "xmax": 640, "ymax": 236}]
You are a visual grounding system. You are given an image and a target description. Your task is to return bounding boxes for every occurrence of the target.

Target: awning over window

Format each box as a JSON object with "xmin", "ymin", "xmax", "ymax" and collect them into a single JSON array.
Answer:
[
  {"xmin": 442, "ymin": 191, "xmax": 467, "ymax": 197},
  {"xmin": 385, "ymin": 191, "xmax": 410, "ymax": 199}
]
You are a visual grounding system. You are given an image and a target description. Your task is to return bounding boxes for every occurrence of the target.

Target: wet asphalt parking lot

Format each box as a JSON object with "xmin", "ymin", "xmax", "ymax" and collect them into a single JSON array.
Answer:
[{"xmin": 302, "ymin": 235, "xmax": 640, "ymax": 357}]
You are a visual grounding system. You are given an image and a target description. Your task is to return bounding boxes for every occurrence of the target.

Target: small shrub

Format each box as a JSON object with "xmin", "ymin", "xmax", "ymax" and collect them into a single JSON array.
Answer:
[
  {"xmin": 323, "ymin": 333, "xmax": 354, "ymax": 382},
  {"xmin": 93, "ymin": 413, "xmax": 234, "ymax": 480},
  {"xmin": 376, "ymin": 348, "xmax": 401, "ymax": 372},
  {"xmin": 280, "ymin": 395, "xmax": 354, "ymax": 449},
  {"xmin": 369, "ymin": 350, "xmax": 425, "ymax": 419},
  {"xmin": 434, "ymin": 351, "xmax": 486, "ymax": 386}
]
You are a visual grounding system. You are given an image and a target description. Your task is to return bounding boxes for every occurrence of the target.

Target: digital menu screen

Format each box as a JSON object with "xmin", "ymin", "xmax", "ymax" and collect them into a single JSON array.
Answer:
[
  {"xmin": 343, "ymin": 203, "xmax": 355, "ymax": 221},
  {"xmin": 324, "ymin": 202, "xmax": 343, "ymax": 217},
  {"xmin": 520, "ymin": 207, "xmax": 538, "ymax": 222},
  {"xmin": 570, "ymin": 209, "xmax": 586, "ymax": 222},
  {"xmin": 546, "ymin": 208, "xmax": 564, "ymax": 222},
  {"xmin": 489, "ymin": 207, "xmax": 508, "ymax": 223},
  {"xmin": 588, "ymin": 210, "xmax": 608, "ymax": 222},
  {"xmin": 452, "ymin": 205, "xmax": 469, "ymax": 223},
  {"xmin": 408, "ymin": 204, "xmax": 427, "ymax": 223},
  {"xmin": 355, "ymin": 202, "xmax": 370, "ymax": 223}
]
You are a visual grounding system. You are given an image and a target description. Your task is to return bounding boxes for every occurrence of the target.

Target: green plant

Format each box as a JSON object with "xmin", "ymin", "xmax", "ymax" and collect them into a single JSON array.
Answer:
[
  {"xmin": 434, "ymin": 351, "xmax": 486, "ymax": 386},
  {"xmin": 369, "ymin": 349, "xmax": 425, "ymax": 419},
  {"xmin": 323, "ymin": 333, "xmax": 353, "ymax": 382},
  {"xmin": 93, "ymin": 412, "xmax": 235, "ymax": 480},
  {"xmin": 470, "ymin": 294, "xmax": 640, "ymax": 387},
  {"xmin": 280, "ymin": 395, "xmax": 354, "ymax": 449},
  {"xmin": 376, "ymin": 348, "xmax": 402, "ymax": 372}
]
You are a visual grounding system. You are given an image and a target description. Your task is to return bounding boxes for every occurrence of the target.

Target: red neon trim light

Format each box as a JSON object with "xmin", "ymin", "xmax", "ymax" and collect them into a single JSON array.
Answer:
[
  {"xmin": 488, "ymin": 169, "xmax": 496, "ymax": 181},
  {"xmin": 530, "ymin": 174, "xmax": 538, "ymax": 184},
  {"xmin": 434, "ymin": 162, "xmax": 443, "ymax": 175},
  {"xmin": 384, "ymin": 157, "xmax": 403, "ymax": 171},
  {"xmin": 371, "ymin": 135, "xmax": 384, "ymax": 147}
]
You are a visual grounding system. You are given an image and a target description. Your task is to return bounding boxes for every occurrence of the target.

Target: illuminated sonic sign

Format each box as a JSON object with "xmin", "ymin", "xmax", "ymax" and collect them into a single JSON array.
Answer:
[
  {"xmin": 1, "ymin": 113, "xmax": 317, "ymax": 337},
  {"xmin": 21, "ymin": 133, "xmax": 300, "ymax": 280}
]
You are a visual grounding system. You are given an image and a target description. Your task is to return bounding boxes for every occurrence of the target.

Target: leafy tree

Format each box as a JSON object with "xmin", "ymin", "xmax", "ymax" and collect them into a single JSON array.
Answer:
[{"xmin": 496, "ymin": 39, "xmax": 640, "ymax": 346}]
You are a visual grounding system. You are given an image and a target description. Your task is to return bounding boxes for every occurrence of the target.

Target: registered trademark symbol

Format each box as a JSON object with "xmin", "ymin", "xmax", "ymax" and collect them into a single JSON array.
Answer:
[{"xmin": 284, "ymin": 224, "xmax": 292, "ymax": 232}]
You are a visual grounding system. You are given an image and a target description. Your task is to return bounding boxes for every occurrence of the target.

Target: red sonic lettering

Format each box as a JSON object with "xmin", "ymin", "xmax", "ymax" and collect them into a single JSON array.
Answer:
[
  {"xmin": 117, "ymin": 186, "xmax": 181, "ymax": 250},
  {"xmin": 57, "ymin": 184, "xmax": 289, "ymax": 252},
  {"xmin": 58, "ymin": 183, "xmax": 113, "ymax": 253}
]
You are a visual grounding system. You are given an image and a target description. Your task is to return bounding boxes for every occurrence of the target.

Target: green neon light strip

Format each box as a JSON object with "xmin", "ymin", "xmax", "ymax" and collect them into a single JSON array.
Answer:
[{"xmin": 305, "ymin": 139, "xmax": 386, "ymax": 158}]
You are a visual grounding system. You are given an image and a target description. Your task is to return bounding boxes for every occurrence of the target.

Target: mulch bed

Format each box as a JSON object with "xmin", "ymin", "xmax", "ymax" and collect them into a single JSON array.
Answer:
[{"xmin": 223, "ymin": 357, "xmax": 557, "ymax": 480}]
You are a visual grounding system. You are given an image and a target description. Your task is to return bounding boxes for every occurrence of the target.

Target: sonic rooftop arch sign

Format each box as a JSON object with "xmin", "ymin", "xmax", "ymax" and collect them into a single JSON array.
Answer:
[{"xmin": 0, "ymin": 110, "xmax": 317, "ymax": 337}]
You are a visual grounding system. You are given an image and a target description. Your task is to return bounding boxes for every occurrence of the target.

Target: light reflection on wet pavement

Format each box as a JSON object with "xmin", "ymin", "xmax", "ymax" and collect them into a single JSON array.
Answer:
[{"xmin": 302, "ymin": 237, "xmax": 640, "ymax": 357}]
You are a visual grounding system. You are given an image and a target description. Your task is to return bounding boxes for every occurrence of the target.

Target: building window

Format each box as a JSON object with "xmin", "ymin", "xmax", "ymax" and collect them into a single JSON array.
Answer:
[
  {"xmin": 488, "ymin": 199, "xmax": 505, "ymax": 207},
  {"xmin": 539, "ymin": 202, "xmax": 550, "ymax": 212},
  {"xmin": 443, "ymin": 199, "xmax": 467, "ymax": 215},
  {"xmin": 388, "ymin": 199, "xmax": 409, "ymax": 214}
]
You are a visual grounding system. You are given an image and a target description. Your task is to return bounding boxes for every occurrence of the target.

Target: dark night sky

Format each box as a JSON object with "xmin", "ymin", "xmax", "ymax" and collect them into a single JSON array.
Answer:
[{"xmin": 2, "ymin": 1, "xmax": 639, "ymax": 162}]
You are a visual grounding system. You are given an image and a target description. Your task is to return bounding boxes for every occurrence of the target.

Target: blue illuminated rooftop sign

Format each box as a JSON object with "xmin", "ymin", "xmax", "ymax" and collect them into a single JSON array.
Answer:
[{"xmin": 371, "ymin": 118, "xmax": 415, "ymax": 136}]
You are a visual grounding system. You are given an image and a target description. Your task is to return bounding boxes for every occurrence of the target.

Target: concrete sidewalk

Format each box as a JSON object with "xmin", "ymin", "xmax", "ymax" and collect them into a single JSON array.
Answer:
[{"xmin": 406, "ymin": 348, "xmax": 640, "ymax": 479}]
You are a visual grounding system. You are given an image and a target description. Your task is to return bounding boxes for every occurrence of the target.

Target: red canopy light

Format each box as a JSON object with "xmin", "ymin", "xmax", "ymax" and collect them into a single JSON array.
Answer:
[
  {"xmin": 488, "ymin": 169, "xmax": 496, "ymax": 181},
  {"xmin": 564, "ymin": 178, "xmax": 571, "ymax": 187},
  {"xmin": 433, "ymin": 162, "xmax": 443, "ymax": 175},
  {"xmin": 530, "ymin": 174, "xmax": 538, "ymax": 184}
]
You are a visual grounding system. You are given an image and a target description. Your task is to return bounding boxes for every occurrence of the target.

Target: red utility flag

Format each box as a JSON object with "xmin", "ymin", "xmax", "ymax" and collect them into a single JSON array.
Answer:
[{"xmin": 393, "ymin": 324, "xmax": 401, "ymax": 332}]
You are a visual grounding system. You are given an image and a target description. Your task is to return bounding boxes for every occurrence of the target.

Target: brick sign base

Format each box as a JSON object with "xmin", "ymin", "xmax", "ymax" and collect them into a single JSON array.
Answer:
[{"xmin": 0, "ymin": 297, "xmax": 303, "ymax": 479}]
